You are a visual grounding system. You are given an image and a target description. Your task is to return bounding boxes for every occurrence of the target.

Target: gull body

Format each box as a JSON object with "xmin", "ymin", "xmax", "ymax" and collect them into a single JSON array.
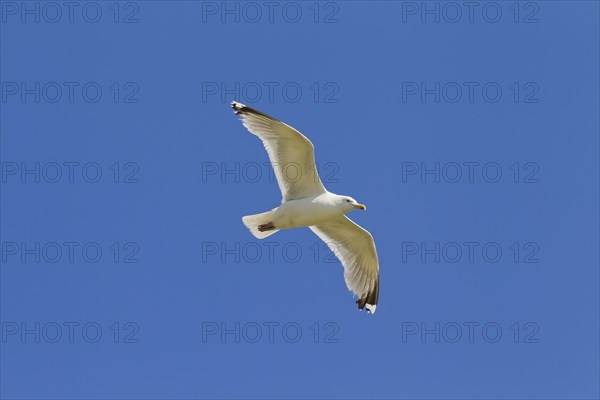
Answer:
[
  {"xmin": 231, "ymin": 101, "xmax": 379, "ymax": 313},
  {"xmin": 272, "ymin": 192, "xmax": 365, "ymax": 230}
]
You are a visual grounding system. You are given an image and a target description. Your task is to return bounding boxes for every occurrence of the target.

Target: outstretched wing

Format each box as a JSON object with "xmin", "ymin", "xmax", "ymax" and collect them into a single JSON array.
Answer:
[
  {"xmin": 232, "ymin": 101, "xmax": 327, "ymax": 202},
  {"xmin": 310, "ymin": 216, "xmax": 379, "ymax": 313}
]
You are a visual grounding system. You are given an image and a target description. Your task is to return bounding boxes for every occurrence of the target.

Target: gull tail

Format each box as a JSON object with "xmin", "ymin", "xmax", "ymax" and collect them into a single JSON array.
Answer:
[{"xmin": 242, "ymin": 210, "xmax": 280, "ymax": 239}]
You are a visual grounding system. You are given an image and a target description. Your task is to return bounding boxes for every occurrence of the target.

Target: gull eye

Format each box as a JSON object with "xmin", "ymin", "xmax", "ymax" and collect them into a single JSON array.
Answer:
[{"xmin": 346, "ymin": 199, "xmax": 351, "ymax": 203}]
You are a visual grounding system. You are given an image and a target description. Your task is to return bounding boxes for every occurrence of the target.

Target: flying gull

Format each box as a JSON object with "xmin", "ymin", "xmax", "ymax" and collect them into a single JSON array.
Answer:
[{"xmin": 231, "ymin": 101, "xmax": 379, "ymax": 313}]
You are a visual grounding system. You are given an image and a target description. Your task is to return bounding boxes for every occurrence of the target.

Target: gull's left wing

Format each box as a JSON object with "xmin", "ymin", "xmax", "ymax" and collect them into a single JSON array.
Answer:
[{"xmin": 310, "ymin": 216, "xmax": 380, "ymax": 313}]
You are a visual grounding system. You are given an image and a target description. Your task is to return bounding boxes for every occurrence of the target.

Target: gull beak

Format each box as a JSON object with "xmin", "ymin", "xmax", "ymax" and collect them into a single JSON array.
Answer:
[{"xmin": 354, "ymin": 203, "xmax": 367, "ymax": 211}]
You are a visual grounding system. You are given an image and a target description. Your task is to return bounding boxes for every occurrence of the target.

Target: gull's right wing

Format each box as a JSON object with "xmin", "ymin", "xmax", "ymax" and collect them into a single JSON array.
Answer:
[{"xmin": 231, "ymin": 101, "xmax": 327, "ymax": 202}]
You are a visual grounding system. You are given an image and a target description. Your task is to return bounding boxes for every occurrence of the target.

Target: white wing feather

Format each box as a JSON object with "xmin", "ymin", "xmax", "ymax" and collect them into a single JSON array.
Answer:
[
  {"xmin": 232, "ymin": 101, "xmax": 326, "ymax": 202},
  {"xmin": 310, "ymin": 216, "xmax": 380, "ymax": 313}
]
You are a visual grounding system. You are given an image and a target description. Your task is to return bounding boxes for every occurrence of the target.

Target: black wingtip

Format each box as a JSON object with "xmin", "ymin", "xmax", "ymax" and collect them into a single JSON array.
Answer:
[
  {"xmin": 356, "ymin": 278, "xmax": 379, "ymax": 314},
  {"xmin": 230, "ymin": 100, "xmax": 276, "ymax": 120}
]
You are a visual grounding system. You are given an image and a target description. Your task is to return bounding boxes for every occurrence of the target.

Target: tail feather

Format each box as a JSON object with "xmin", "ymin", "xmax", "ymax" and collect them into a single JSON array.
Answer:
[{"xmin": 242, "ymin": 210, "xmax": 280, "ymax": 239}]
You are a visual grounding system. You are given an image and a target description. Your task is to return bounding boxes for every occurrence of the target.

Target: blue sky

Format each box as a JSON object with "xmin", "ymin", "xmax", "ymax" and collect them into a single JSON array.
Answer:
[{"xmin": 1, "ymin": 1, "xmax": 599, "ymax": 399}]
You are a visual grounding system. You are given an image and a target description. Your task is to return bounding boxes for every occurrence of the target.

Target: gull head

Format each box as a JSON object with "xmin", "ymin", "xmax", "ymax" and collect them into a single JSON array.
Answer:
[{"xmin": 334, "ymin": 194, "xmax": 367, "ymax": 213}]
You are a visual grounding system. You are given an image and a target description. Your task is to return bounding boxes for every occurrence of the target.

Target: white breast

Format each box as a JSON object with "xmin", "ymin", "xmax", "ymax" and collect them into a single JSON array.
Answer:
[{"xmin": 273, "ymin": 193, "xmax": 340, "ymax": 229}]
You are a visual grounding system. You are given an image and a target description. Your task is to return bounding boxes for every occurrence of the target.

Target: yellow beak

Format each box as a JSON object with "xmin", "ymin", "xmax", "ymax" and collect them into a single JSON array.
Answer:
[{"xmin": 354, "ymin": 204, "xmax": 367, "ymax": 211}]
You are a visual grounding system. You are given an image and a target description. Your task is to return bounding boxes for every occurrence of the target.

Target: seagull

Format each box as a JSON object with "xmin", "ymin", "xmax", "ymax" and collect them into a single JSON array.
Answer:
[{"xmin": 231, "ymin": 101, "xmax": 379, "ymax": 314}]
